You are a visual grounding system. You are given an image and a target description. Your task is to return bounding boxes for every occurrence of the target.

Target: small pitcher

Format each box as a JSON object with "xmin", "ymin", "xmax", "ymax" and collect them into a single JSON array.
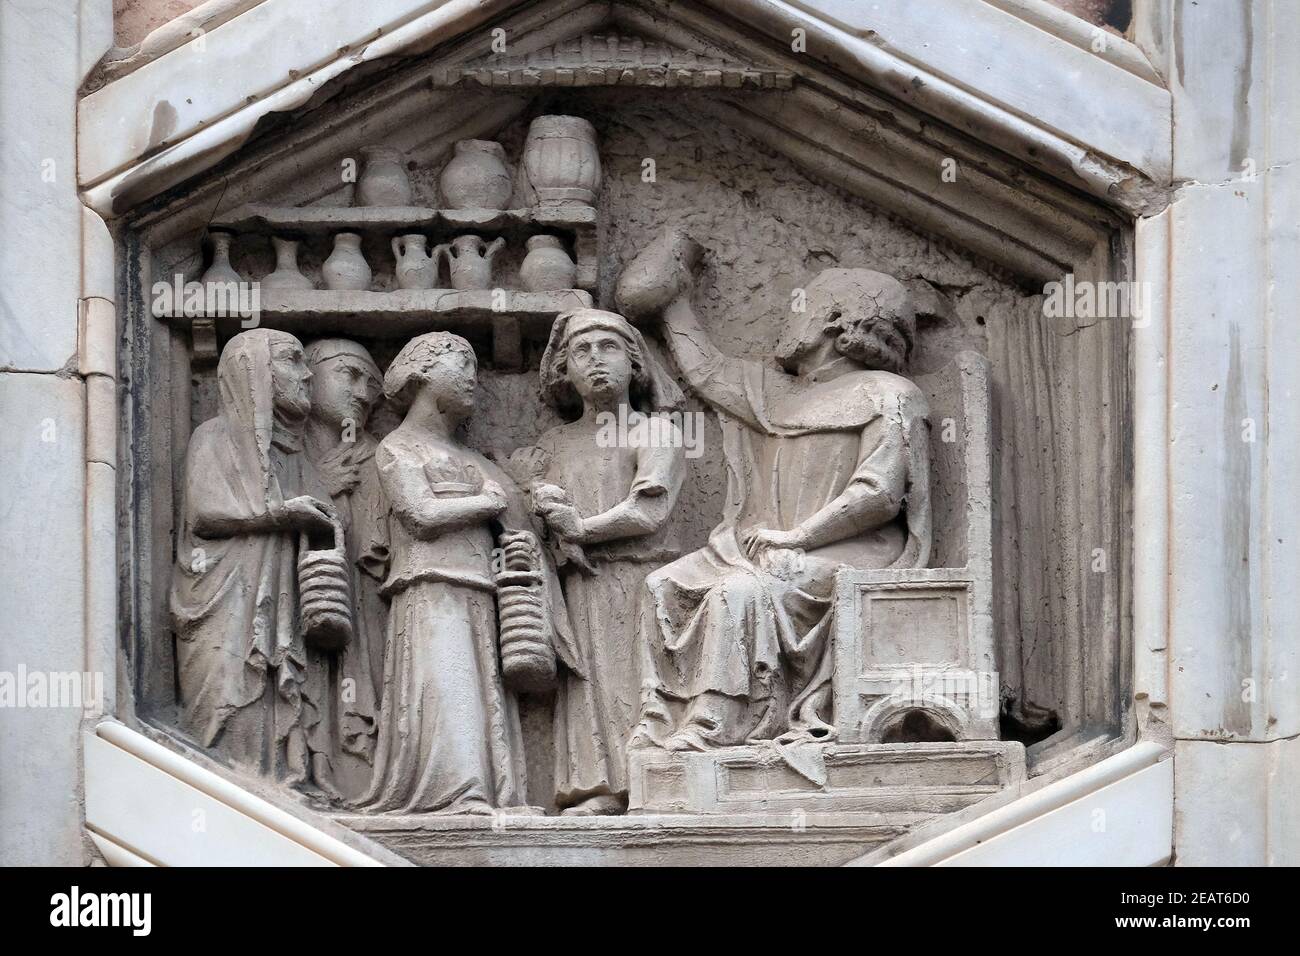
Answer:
[
  {"xmin": 261, "ymin": 236, "xmax": 314, "ymax": 290},
  {"xmin": 436, "ymin": 235, "xmax": 506, "ymax": 291},
  {"xmin": 323, "ymin": 232, "xmax": 371, "ymax": 291},
  {"xmin": 391, "ymin": 233, "xmax": 438, "ymax": 290}
]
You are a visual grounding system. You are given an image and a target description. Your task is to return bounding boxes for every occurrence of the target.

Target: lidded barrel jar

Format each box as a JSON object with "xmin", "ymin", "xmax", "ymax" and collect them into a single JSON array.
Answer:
[{"xmin": 522, "ymin": 116, "xmax": 601, "ymax": 206}]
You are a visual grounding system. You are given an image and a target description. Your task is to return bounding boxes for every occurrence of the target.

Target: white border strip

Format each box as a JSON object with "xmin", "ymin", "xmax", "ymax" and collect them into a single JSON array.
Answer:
[
  {"xmin": 980, "ymin": 0, "xmax": 1162, "ymax": 84},
  {"xmin": 80, "ymin": 0, "xmax": 506, "ymax": 217},
  {"xmin": 93, "ymin": 721, "xmax": 384, "ymax": 867},
  {"xmin": 1133, "ymin": 210, "xmax": 1171, "ymax": 708},
  {"xmin": 863, "ymin": 742, "xmax": 1171, "ymax": 866}
]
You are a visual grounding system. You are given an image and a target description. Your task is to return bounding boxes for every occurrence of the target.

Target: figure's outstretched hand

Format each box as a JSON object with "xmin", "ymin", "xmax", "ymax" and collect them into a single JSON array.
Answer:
[
  {"xmin": 536, "ymin": 500, "xmax": 585, "ymax": 542},
  {"xmin": 531, "ymin": 482, "xmax": 572, "ymax": 510}
]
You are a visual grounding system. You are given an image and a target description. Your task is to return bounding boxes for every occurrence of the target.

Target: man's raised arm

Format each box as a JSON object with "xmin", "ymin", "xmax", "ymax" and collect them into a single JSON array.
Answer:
[{"xmin": 617, "ymin": 228, "xmax": 760, "ymax": 423}]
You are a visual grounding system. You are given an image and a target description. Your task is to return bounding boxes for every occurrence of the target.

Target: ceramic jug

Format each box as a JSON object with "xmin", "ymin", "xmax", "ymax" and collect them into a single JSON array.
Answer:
[
  {"xmin": 391, "ymin": 234, "xmax": 438, "ymax": 290},
  {"xmin": 355, "ymin": 145, "xmax": 413, "ymax": 207},
  {"xmin": 201, "ymin": 231, "xmax": 242, "ymax": 286},
  {"xmin": 519, "ymin": 234, "xmax": 576, "ymax": 291},
  {"xmin": 439, "ymin": 140, "xmax": 512, "ymax": 210},
  {"xmin": 261, "ymin": 236, "xmax": 314, "ymax": 290},
  {"xmin": 323, "ymin": 232, "xmax": 372, "ymax": 291},
  {"xmin": 436, "ymin": 235, "xmax": 506, "ymax": 291}
]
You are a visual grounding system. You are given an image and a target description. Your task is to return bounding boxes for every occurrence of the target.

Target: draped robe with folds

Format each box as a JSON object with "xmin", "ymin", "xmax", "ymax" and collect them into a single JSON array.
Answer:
[
  {"xmin": 303, "ymin": 427, "xmax": 388, "ymax": 800},
  {"xmin": 639, "ymin": 354, "xmax": 931, "ymax": 745},
  {"xmin": 356, "ymin": 429, "xmax": 579, "ymax": 813},
  {"xmin": 523, "ymin": 416, "xmax": 685, "ymax": 807},
  {"xmin": 169, "ymin": 332, "xmax": 333, "ymax": 784}
]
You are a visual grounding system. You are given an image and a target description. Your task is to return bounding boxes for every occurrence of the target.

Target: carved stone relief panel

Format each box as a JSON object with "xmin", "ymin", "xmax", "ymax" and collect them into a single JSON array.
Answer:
[{"xmin": 120, "ymin": 0, "xmax": 1133, "ymax": 865}]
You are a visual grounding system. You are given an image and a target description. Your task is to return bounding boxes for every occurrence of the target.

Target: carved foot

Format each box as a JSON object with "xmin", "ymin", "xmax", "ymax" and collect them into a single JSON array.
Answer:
[
  {"xmin": 664, "ymin": 726, "xmax": 714, "ymax": 752},
  {"xmin": 443, "ymin": 799, "xmax": 496, "ymax": 816},
  {"xmin": 627, "ymin": 724, "xmax": 662, "ymax": 750},
  {"xmin": 298, "ymin": 755, "xmax": 345, "ymax": 804},
  {"xmin": 559, "ymin": 794, "xmax": 626, "ymax": 816},
  {"xmin": 628, "ymin": 712, "xmax": 672, "ymax": 750}
]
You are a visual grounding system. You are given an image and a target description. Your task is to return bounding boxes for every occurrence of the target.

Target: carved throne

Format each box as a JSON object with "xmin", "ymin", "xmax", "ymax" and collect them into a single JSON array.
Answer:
[
  {"xmin": 628, "ymin": 351, "xmax": 1023, "ymax": 816},
  {"xmin": 833, "ymin": 349, "xmax": 1001, "ymax": 744}
]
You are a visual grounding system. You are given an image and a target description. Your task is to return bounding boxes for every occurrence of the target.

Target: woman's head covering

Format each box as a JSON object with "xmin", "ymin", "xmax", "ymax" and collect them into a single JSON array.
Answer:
[
  {"xmin": 383, "ymin": 331, "xmax": 476, "ymax": 411},
  {"xmin": 215, "ymin": 328, "xmax": 304, "ymax": 509},
  {"xmin": 539, "ymin": 308, "xmax": 684, "ymax": 417}
]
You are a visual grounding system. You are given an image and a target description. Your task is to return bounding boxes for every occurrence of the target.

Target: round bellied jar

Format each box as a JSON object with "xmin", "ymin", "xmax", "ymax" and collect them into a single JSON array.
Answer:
[
  {"xmin": 439, "ymin": 140, "xmax": 513, "ymax": 210},
  {"xmin": 323, "ymin": 232, "xmax": 371, "ymax": 291},
  {"xmin": 355, "ymin": 145, "xmax": 413, "ymax": 207},
  {"xmin": 519, "ymin": 235, "xmax": 576, "ymax": 292}
]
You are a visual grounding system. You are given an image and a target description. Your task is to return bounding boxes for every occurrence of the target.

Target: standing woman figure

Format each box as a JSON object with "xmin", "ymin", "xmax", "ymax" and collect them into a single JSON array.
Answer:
[{"xmin": 358, "ymin": 332, "xmax": 543, "ymax": 814}]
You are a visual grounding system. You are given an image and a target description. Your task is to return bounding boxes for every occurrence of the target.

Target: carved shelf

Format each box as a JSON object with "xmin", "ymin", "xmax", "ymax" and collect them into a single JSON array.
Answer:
[
  {"xmin": 168, "ymin": 289, "xmax": 593, "ymax": 370},
  {"xmin": 213, "ymin": 203, "xmax": 596, "ymax": 234},
  {"xmin": 212, "ymin": 203, "xmax": 599, "ymax": 290}
]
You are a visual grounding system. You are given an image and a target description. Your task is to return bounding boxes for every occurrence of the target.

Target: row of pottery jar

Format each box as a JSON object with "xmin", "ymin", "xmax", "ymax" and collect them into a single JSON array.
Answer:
[
  {"xmin": 204, "ymin": 230, "xmax": 577, "ymax": 293},
  {"xmin": 393, "ymin": 233, "xmax": 576, "ymax": 292},
  {"xmin": 351, "ymin": 115, "xmax": 600, "ymax": 211},
  {"xmin": 268, "ymin": 233, "xmax": 374, "ymax": 291},
  {"xmin": 204, "ymin": 231, "xmax": 375, "ymax": 292}
]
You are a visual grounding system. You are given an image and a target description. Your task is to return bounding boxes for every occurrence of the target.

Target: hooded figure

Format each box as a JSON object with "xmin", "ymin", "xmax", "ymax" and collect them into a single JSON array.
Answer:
[
  {"xmin": 618, "ymin": 233, "xmax": 932, "ymax": 752},
  {"xmin": 507, "ymin": 308, "xmax": 687, "ymax": 814},
  {"xmin": 170, "ymin": 329, "xmax": 338, "ymax": 788}
]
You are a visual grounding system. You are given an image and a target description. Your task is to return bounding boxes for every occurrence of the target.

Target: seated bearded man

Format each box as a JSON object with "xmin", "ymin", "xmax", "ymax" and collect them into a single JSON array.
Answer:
[{"xmin": 617, "ymin": 229, "xmax": 932, "ymax": 752}]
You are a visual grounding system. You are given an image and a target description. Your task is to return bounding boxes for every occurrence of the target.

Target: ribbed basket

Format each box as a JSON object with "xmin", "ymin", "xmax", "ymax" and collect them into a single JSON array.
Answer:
[
  {"xmin": 298, "ymin": 521, "xmax": 353, "ymax": 652},
  {"xmin": 496, "ymin": 531, "xmax": 557, "ymax": 692}
]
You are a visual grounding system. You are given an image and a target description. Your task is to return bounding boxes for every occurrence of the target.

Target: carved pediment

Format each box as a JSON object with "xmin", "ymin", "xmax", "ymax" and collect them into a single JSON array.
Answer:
[{"xmin": 132, "ymin": 1, "xmax": 1123, "ymax": 287}]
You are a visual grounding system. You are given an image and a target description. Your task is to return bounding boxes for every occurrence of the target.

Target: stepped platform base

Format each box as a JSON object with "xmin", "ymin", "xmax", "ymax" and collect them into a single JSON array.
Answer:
[
  {"xmin": 335, "ymin": 742, "xmax": 1023, "ymax": 866},
  {"xmin": 337, "ymin": 811, "xmax": 921, "ymax": 866},
  {"xmin": 629, "ymin": 740, "xmax": 1026, "ymax": 814}
]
